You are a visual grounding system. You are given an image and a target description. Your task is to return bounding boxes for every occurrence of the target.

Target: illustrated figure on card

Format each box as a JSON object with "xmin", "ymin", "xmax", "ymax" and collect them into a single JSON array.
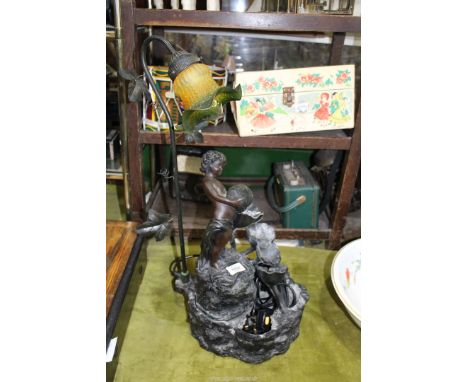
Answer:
[
  {"xmin": 313, "ymin": 92, "xmax": 331, "ymax": 121},
  {"xmin": 330, "ymin": 92, "xmax": 351, "ymax": 125}
]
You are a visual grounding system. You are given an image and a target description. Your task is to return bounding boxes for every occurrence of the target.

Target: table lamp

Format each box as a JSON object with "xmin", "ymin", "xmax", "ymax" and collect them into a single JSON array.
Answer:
[
  {"xmin": 141, "ymin": 35, "xmax": 242, "ymax": 144},
  {"xmin": 139, "ymin": 35, "xmax": 242, "ymax": 282}
]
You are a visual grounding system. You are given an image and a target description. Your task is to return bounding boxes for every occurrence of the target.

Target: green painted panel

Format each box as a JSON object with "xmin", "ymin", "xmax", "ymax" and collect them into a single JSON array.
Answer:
[
  {"xmin": 217, "ymin": 147, "xmax": 313, "ymax": 178},
  {"xmin": 162, "ymin": 146, "xmax": 313, "ymax": 178}
]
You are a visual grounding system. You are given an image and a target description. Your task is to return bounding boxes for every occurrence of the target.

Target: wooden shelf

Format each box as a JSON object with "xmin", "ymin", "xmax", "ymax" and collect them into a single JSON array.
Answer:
[
  {"xmin": 106, "ymin": 172, "xmax": 124, "ymax": 181},
  {"xmin": 151, "ymin": 182, "xmax": 331, "ymax": 241},
  {"xmin": 139, "ymin": 122, "xmax": 352, "ymax": 150},
  {"xmin": 121, "ymin": 1, "xmax": 362, "ymax": 248},
  {"xmin": 133, "ymin": 9, "xmax": 361, "ymax": 33}
]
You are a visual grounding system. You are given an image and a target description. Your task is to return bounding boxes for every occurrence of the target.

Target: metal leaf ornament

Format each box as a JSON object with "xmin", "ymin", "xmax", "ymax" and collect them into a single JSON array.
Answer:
[
  {"xmin": 118, "ymin": 68, "xmax": 152, "ymax": 103},
  {"xmin": 136, "ymin": 209, "xmax": 174, "ymax": 242}
]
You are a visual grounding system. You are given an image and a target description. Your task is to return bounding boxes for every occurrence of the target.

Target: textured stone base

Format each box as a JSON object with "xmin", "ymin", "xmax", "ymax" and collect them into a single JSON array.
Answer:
[{"xmin": 175, "ymin": 250, "xmax": 309, "ymax": 364}]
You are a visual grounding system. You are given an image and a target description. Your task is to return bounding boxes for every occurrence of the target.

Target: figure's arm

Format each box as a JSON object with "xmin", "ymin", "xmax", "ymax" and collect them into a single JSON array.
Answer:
[{"xmin": 202, "ymin": 180, "xmax": 243, "ymax": 209}]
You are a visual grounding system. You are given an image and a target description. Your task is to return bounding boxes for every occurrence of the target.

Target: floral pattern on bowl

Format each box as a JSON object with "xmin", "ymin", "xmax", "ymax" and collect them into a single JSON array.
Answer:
[{"xmin": 331, "ymin": 238, "xmax": 361, "ymax": 327}]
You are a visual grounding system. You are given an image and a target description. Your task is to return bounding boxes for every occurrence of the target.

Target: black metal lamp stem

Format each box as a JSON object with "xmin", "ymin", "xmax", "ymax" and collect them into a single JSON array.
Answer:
[{"xmin": 140, "ymin": 35, "xmax": 189, "ymax": 282}]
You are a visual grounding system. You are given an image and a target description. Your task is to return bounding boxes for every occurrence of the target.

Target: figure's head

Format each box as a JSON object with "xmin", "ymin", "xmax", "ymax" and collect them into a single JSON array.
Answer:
[
  {"xmin": 321, "ymin": 92, "xmax": 330, "ymax": 101},
  {"xmin": 200, "ymin": 150, "xmax": 226, "ymax": 176}
]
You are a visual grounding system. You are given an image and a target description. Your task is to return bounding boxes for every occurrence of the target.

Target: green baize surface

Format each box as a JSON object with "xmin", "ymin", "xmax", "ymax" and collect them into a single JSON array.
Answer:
[{"xmin": 109, "ymin": 239, "xmax": 360, "ymax": 382}]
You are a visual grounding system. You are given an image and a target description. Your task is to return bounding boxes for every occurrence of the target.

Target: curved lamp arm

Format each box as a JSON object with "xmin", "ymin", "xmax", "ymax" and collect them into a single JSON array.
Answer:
[
  {"xmin": 140, "ymin": 35, "xmax": 189, "ymax": 282},
  {"xmin": 140, "ymin": 35, "xmax": 177, "ymax": 133}
]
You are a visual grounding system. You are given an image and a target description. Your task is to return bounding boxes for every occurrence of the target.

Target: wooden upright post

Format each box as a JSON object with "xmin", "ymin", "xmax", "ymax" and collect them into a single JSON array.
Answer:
[
  {"xmin": 328, "ymin": 102, "xmax": 361, "ymax": 249},
  {"xmin": 121, "ymin": 0, "xmax": 145, "ymax": 221}
]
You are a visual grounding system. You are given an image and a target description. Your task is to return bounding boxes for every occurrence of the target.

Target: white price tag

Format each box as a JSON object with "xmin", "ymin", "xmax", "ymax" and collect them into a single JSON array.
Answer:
[
  {"xmin": 226, "ymin": 262, "xmax": 246, "ymax": 275},
  {"xmin": 106, "ymin": 337, "xmax": 118, "ymax": 363}
]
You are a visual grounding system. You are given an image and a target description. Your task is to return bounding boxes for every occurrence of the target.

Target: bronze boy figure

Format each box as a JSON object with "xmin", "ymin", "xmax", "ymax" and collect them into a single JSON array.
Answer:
[
  {"xmin": 176, "ymin": 150, "xmax": 309, "ymax": 363},
  {"xmin": 199, "ymin": 151, "xmax": 243, "ymax": 268}
]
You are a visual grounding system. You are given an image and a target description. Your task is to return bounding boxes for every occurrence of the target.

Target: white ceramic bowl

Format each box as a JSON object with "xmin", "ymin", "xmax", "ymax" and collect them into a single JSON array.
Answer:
[{"xmin": 331, "ymin": 238, "xmax": 361, "ymax": 327}]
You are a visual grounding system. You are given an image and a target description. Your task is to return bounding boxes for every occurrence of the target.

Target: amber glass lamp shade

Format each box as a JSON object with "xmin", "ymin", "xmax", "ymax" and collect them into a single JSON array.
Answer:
[
  {"xmin": 163, "ymin": 44, "xmax": 242, "ymax": 140},
  {"xmin": 173, "ymin": 63, "xmax": 219, "ymax": 110}
]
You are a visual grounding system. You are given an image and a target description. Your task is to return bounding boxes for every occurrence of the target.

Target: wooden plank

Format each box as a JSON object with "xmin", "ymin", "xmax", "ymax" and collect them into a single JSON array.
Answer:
[
  {"xmin": 328, "ymin": 101, "xmax": 361, "ymax": 249},
  {"xmin": 122, "ymin": 0, "xmax": 145, "ymax": 221},
  {"xmin": 133, "ymin": 10, "xmax": 361, "ymax": 33},
  {"xmin": 139, "ymin": 122, "xmax": 352, "ymax": 150},
  {"xmin": 106, "ymin": 220, "xmax": 138, "ymax": 317},
  {"xmin": 150, "ymin": 182, "xmax": 330, "ymax": 241},
  {"xmin": 106, "ymin": 172, "xmax": 124, "ymax": 181},
  {"xmin": 152, "ymin": 182, "xmax": 281, "ymax": 227},
  {"xmin": 329, "ymin": 31, "xmax": 345, "ymax": 65}
]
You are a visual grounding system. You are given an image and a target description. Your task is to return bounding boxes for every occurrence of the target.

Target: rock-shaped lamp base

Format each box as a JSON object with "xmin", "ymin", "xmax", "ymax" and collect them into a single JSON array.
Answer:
[{"xmin": 175, "ymin": 250, "xmax": 309, "ymax": 364}]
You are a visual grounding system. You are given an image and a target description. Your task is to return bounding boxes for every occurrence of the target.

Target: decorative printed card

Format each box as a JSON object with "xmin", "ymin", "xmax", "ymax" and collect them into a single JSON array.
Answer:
[{"xmin": 232, "ymin": 65, "xmax": 355, "ymax": 136}]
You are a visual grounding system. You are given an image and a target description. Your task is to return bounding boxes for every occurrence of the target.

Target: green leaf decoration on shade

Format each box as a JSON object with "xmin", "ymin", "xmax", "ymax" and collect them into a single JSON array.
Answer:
[
  {"xmin": 181, "ymin": 84, "xmax": 243, "ymax": 143},
  {"xmin": 182, "ymin": 105, "xmax": 222, "ymax": 135},
  {"xmin": 213, "ymin": 84, "xmax": 242, "ymax": 105}
]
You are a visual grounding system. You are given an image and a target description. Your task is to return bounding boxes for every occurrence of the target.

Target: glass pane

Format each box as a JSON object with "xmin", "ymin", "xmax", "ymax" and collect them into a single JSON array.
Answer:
[{"xmin": 164, "ymin": 31, "xmax": 360, "ymax": 98}]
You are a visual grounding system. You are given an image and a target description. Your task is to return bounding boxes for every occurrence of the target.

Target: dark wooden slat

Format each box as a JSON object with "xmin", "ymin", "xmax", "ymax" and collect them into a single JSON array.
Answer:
[
  {"xmin": 122, "ymin": 0, "xmax": 145, "ymax": 221},
  {"xmin": 329, "ymin": 31, "xmax": 345, "ymax": 65},
  {"xmin": 133, "ymin": 9, "xmax": 361, "ymax": 33},
  {"xmin": 139, "ymin": 122, "xmax": 352, "ymax": 150},
  {"xmin": 328, "ymin": 101, "xmax": 361, "ymax": 249}
]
